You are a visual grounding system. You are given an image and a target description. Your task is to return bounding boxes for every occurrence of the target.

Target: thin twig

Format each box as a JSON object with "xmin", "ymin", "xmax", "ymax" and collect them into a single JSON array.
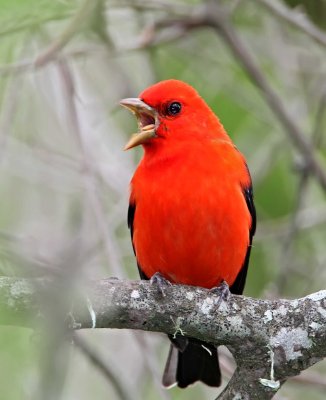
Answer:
[
  {"xmin": 132, "ymin": 332, "xmax": 172, "ymax": 400},
  {"xmin": 109, "ymin": 0, "xmax": 191, "ymax": 15},
  {"xmin": 256, "ymin": 212, "xmax": 326, "ymax": 243},
  {"xmin": 55, "ymin": 59, "xmax": 124, "ymax": 277},
  {"xmin": 73, "ymin": 333, "xmax": 132, "ymax": 400},
  {"xmin": 35, "ymin": 0, "xmax": 101, "ymax": 67},
  {"xmin": 257, "ymin": 0, "xmax": 326, "ymax": 48},
  {"xmin": 0, "ymin": 11, "xmax": 72, "ymax": 38},
  {"xmin": 275, "ymin": 87, "xmax": 326, "ymax": 293},
  {"xmin": 0, "ymin": 45, "xmax": 104, "ymax": 76}
]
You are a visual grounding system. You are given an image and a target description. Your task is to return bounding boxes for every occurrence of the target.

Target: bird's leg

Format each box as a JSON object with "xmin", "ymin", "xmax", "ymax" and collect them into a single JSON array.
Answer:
[
  {"xmin": 150, "ymin": 272, "xmax": 172, "ymax": 297},
  {"xmin": 210, "ymin": 280, "xmax": 230, "ymax": 308}
]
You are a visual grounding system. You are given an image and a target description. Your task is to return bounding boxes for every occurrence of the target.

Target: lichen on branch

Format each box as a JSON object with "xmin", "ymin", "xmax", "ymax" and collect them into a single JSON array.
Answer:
[{"xmin": 0, "ymin": 277, "xmax": 325, "ymax": 399}]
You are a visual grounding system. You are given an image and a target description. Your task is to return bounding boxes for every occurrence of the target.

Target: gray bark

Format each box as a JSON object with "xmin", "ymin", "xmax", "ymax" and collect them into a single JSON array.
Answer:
[{"xmin": 0, "ymin": 277, "xmax": 325, "ymax": 399}]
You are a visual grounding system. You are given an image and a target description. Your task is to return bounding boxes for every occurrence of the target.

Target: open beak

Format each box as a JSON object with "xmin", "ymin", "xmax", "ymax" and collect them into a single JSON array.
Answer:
[{"xmin": 120, "ymin": 98, "xmax": 157, "ymax": 150}]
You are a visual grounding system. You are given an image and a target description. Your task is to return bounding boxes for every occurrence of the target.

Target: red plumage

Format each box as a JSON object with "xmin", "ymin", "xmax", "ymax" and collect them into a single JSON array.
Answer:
[{"xmin": 121, "ymin": 79, "xmax": 256, "ymax": 389}]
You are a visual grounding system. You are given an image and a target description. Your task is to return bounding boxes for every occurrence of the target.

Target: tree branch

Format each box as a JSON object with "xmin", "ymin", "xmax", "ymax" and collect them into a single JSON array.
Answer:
[
  {"xmin": 73, "ymin": 333, "xmax": 132, "ymax": 400},
  {"xmin": 1, "ymin": 277, "xmax": 325, "ymax": 399},
  {"xmin": 257, "ymin": 0, "xmax": 326, "ymax": 48}
]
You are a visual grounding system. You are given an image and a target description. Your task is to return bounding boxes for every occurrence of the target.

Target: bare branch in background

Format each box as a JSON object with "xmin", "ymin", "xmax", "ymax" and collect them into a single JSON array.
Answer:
[
  {"xmin": 73, "ymin": 333, "xmax": 133, "ymax": 400},
  {"xmin": 56, "ymin": 48, "xmax": 168, "ymax": 400},
  {"xmin": 256, "ymin": 205, "xmax": 326, "ymax": 240},
  {"xmin": 0, "ymin": 1, "xmax": 325, "ymax": 399},
  {"xmin": 274, "ymin": 86, "xmax": 326, "ymax": 294},
  {"xmin": 35, "ymin": 0, "xmax": 101, "ymax": 67},
  {"xmin": 257, "ymin": 0, "xmax": 326, "ymax": 48},
  {"xmin": 56, "ymin": 59, "xmax": 124, "ymax": 277}
]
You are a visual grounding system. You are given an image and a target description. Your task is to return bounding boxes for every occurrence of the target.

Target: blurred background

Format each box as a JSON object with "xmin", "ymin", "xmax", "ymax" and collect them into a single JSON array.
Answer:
[{"xmin": 0, "ymin": 0, "xmax": 325, "ymax": 399}]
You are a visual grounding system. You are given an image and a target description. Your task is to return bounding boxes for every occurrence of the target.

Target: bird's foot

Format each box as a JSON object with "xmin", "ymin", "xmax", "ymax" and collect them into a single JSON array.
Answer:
[
  {"xmin": 150, "ymin": 272, "xmax": 172, "ymax": 297},
  {"xmin": 210, "ymin": 280, "xmax": 230, "ymax": 308}
]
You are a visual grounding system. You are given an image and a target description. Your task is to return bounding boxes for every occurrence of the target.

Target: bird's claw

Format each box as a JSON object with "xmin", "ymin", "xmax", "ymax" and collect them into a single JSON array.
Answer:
[
  {"xmin": 210, "ymin": 280, "xmax": 230, "ymax": 308},
  {"xmin": 150, "ymin": 272, "xmax": 172, "ymax": 297}
]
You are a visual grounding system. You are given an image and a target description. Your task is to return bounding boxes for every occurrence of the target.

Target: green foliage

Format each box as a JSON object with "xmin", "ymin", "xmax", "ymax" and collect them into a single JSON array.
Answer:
[{"xmin": 0, "ymin": 0, "xmax": 325, "ymax": 399}]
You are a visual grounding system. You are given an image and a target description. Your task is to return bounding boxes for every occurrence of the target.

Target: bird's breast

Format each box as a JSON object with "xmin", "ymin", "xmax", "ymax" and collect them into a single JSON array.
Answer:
[{"xmin": 131, "ymin": 144, "xmax": 251, "ymax": 288}]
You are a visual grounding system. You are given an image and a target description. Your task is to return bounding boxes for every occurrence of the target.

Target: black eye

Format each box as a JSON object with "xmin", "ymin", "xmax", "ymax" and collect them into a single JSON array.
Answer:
[{"xmin": 167, "ymin": 101, "xmax": 182, "ymax": 116}]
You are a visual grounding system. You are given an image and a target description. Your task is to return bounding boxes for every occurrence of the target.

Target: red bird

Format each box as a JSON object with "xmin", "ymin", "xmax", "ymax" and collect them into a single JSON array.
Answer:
[{"xmin": 120, "ymin": 80, "xmax": 256, "ymax": 388}]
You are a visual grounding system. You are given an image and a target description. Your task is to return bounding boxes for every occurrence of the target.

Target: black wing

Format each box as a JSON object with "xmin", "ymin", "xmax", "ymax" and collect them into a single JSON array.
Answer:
[
  {"xmin": 229, "ymin": 183, "xmax": 256, "ymax": 295},
  {"xmin": 128, "ymin": 201, "xmax": 149, "ymax": 280}
]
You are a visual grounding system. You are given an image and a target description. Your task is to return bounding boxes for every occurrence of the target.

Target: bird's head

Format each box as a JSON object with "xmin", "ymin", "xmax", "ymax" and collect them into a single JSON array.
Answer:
[{"xmin": 120, "ymin": 79, "xmax": 228, "ymax": 151}]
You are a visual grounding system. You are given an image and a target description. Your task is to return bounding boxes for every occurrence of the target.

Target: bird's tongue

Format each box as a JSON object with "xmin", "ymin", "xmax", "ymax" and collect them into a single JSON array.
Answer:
[
  {"xmin": 141, "ymin": 123, "xmax": 155, "ymax": 132},
  {"xmin": 124, "ymin": 119, "xmax": 156, "ymax": 151},
  {"xmin": 139, "ymin": 112, "xmax": 155, "ymax": 128}
]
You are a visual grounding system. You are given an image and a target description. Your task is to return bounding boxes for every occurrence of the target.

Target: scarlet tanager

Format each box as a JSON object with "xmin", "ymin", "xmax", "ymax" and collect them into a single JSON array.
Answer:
[{"xmin": 120, "ymin": 79, "xmax": 256, "ymax": 388}]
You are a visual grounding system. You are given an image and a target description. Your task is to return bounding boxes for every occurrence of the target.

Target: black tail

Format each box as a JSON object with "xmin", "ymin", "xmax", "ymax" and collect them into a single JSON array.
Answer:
[{"xmin": 162, "ymin": 336, "xmax": 221, "ymax": 388}]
